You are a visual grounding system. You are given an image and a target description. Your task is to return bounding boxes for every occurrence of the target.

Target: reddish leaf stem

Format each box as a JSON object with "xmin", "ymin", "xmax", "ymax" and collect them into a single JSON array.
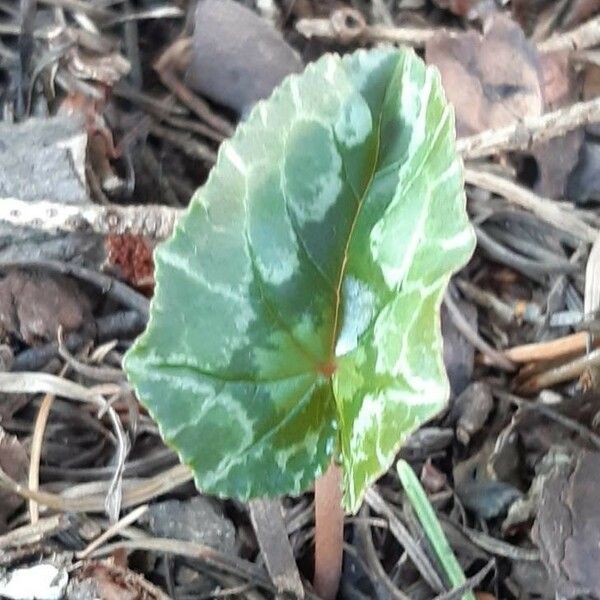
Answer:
[{"xmin": 314, "ymin": 462, "xmax": 344, "ymax": 600}]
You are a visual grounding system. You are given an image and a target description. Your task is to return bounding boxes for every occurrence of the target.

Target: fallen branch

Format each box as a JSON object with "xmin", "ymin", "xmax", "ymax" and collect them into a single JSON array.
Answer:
[
  {"xmin": 457, "ymin": 97, "xmax": 600, "ymax": 159},
  {"xmin": 0, "ymin": 197, "xmax": 183, "ymax": 240},
  {"xmin": 2, "ymin": 97, "xmax": 599, "ymax": 241},
  {"xmin": 464, "ymin": 168, "xmax": 599, "ymax": 243}
]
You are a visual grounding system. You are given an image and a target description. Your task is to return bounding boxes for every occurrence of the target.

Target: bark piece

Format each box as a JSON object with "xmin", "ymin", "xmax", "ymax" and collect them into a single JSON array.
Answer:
[
  {"xmin": 441, "ymin": 298, "xmax": 477, "ymax": 397},
  {"xmin": 186, "ymin": 0, "xmax": 303, "ymax": 115},
  {"xmin": 452, "ymin": 382, "xmax": 494, "ymax": 445},
  {"xmin": 249, "ymin": 498, "xmax": 304, "ymax": 598},
  {"xmin": 0, "ymin": 116, "xmax": 87, "ymax": 204},
  {"xmin": 145, "ymin": 496, "xmax": 235, "ymax": 553},
  {"xmin": 533, "ymin": 450, "xmax": 600, "ymax": 598}
]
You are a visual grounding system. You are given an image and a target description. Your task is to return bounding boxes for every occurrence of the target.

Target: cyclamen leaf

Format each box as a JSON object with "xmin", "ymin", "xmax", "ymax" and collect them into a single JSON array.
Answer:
[{"xmin": 124, "ymin": 48, "xmax": 475, "ymax": 512}]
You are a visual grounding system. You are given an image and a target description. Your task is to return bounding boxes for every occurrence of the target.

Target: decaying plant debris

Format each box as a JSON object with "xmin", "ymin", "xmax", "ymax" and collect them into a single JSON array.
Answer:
[{"xmin": 1, "ymin": 0, "xmax": 600, "ymax": 599}]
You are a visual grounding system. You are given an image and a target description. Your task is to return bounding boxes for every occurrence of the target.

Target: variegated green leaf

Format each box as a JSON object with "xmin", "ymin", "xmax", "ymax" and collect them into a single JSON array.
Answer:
[{"xmin": 124, "ymin": 48, "xmax": 475, "ymax": 512}]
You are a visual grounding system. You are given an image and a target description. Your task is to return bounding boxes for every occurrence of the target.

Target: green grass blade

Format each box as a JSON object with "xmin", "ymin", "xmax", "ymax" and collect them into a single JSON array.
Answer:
[{"xmin": 396, "ymin": 459, "xmax": 476, "ymax": 600}]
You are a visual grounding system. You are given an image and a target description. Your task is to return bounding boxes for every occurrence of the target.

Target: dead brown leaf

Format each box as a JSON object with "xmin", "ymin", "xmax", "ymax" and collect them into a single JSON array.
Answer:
[
  {"xmin": 0, "ymin": 270, "xmax": 94, "ymax": 345},
  {"xmin": 426, "ymin": 14, "xmax": 543, "ymax": 137},
  {"xmin": 0, "ymin": 427, "xmax": 28, "ymax": 532},
  {"xmin": 530, "ymin": 51, "xmax": 584, "ymax": 198}
]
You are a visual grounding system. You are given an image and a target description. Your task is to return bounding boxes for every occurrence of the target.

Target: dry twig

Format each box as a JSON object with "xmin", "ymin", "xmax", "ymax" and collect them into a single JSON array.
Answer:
[
  {"xmin": 76, "ymin": 504, "xmax": 149, "ymax": 559},
  {"xmin": 518, "ymin": 347, "xmax": 600, "ymax": 393},
  {"xmin": 457, "ymin": 98, "xmax": 600, "ymax": 159},
  {"xmin": 0, "ymin": 515, "xmax": 70, "ymax": 550},
  {"xmin": 499, "ymin": 332, "xmax": 591, "ymax": 363},
  {"xmin": 538, "ymin": 15, "xmax": 600, "ymax": 53},
  {"xmin": 296, "ymin": 7, "xmax": 444, "ymax": 47}
]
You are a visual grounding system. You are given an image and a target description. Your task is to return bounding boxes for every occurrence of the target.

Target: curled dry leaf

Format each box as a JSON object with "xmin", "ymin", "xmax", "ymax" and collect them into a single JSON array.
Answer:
[
  {"xmin": 0, "ymin": 270, "xmax": 94, "ymax": 345},
  {"xmin": 511, "ymin": 0, "xmax": 555, "ymax": 34},
  {"xmin": 426, "ymin": 14, "xmax": 543, "ymax": 137},
  {"xmin": 533, "ymin": 450, "xmax": 600, "ymax": 598},
  {"xmin": 0, "ymin": 427, "xmax": 28, "ymax": 532},
  {"xmin": 515, "ymin": 0, "xmax": 600, "ymax": 32}
]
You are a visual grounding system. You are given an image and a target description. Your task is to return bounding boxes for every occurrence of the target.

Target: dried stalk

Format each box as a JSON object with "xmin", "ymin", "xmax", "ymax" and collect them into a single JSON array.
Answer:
[
  {"xmin": 29, "ymin": 364, "xmax": 69, "ymax": 524},
  {"xmin": 518, "ymin": 347, "xmax": 600, "ymax": 393},
  {"xmin": 464, "ymin": 168, "xmax": 598, "ymax": 243},
  {"xmin": 0, "ymin": 461, "xmax": 193, "ymax": 513},
  {"xmin": 248, "ymin": 498, "xmax": 304, "ymax": 598},
  {"xmin": 76, "ymin": 504, "xmax": 149, "ymax": 559},
  {"xmin": 500, "ymin": 332, "xmax": 591, "ymax": 363},
  {"xmin": 0, "ymin": 515, "xmax": 70, "ymax": 550}
]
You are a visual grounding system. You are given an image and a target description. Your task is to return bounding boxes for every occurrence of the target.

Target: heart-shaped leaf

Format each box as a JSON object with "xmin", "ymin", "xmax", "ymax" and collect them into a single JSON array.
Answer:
[{"xmin": 124, "ymin": 48, "xmax": 475, "ymax": 512}]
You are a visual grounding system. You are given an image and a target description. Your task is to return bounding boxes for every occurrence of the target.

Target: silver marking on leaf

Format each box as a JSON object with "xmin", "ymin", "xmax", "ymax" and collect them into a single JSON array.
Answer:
[
  {"xmin": 335, "ymin": 276, "xmax": 376, "ymax": 357},
  {"xmin": 334, "ymin": 93, "xmax": 372, "ymax": 148},
  {"xmin": 282, "ymin": 120, "xmax": 343, "ymax": 224},
  {"xmin": 223, "ymin": 144, "xmax": 248, "ymax": 175}
]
